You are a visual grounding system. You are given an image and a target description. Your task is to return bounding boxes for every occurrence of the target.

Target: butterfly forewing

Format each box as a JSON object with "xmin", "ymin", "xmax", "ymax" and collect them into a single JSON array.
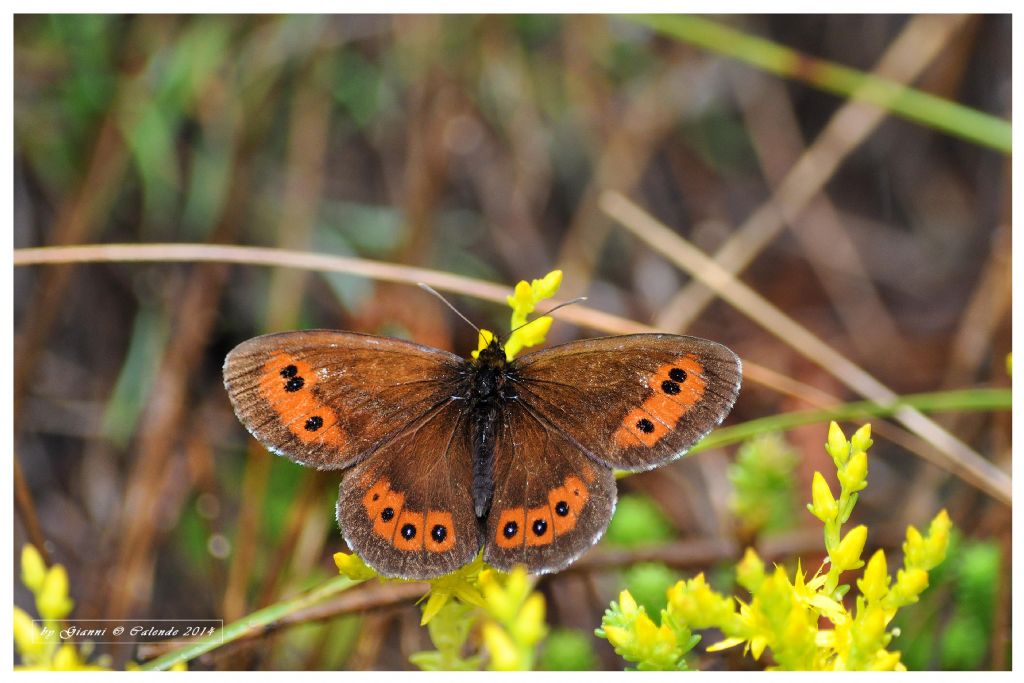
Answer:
[
  {"xmin": 223, "ymin": 330, "xmax": 464, "ymax": 469},
  {"xmin": 510, "ymin": 334, "xmax": 741, "ymax": 471},
  {"xmin": 483, "ymin": 400, "xmax": 616, "ymax": 574},
  {"xmin": 337, "ymin": 400, "xmax": 483, "ymax": 579}
]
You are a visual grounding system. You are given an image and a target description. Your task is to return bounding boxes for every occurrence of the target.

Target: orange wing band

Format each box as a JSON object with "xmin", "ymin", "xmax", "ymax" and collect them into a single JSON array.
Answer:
[
  {"xmin": 363, "ymin": 478, "xmax": 456, "ymax": 552},
  {"xmin": 613, "ymin": 355, "xmax": 707, "ymax": 448},
  {"xmin": 258, "ymin": 352, "xmax": 348, "ymax": 448},
  {"xmin": 493, "ymin": 474, "xmax": 592, "ymax": 547}
]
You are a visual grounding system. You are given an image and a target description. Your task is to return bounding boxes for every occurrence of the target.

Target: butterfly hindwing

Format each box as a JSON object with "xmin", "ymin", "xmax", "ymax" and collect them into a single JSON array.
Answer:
[
  {"xmin": 510, "ymin": 333, "xmax": 741, "ymax": 472},
  {"xmin": 337, "ymin": 400, "xmax": 484, "ymax": 579},
  {"xmin": 223, "ymin": 330, "xmax": 463, "ymax": 469},
  {"xmin": 483, "ymin": 399, "xmax": 616, "ymax": 574}
]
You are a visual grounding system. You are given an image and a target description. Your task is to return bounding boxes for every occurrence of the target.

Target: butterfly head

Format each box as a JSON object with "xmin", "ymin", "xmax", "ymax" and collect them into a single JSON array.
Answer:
[{"xmin": 473, "ymin": 335, "xmax": 508, "ymax": 370}]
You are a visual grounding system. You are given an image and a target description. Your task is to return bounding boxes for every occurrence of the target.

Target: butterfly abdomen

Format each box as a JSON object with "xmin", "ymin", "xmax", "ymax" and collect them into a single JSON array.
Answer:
[{"xmin": 467, "ymin": 345, "xmax": 517, "ymax": 518}]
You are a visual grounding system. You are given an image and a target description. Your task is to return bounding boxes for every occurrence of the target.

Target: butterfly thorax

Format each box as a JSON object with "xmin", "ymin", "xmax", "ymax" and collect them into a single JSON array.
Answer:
[{"xmin": 465, "ymin": 339, "xmax": 518, "ymax": 517}]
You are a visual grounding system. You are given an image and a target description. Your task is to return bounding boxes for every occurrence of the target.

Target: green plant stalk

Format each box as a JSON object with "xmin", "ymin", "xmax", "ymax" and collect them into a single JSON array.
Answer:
[
  {"xmin": 138, "ymin": 575, "xmax": 364, "ymax": 671},
  {"xmin": 627, "ymin": 14, "xmax": 1011, "ymax": 153},
  {"xmin": 691, "ymin": 388, "xmax": 1010, "ymax": 454}
]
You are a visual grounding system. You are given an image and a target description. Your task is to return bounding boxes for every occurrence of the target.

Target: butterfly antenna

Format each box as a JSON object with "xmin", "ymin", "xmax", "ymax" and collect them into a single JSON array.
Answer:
[
  {"xmin": 508, "ymin": 296, "xmax": 588, "ymax": 335},
  {"xmin": 417, "ymin": 283, "xmax": 483, "ymax": 339}
]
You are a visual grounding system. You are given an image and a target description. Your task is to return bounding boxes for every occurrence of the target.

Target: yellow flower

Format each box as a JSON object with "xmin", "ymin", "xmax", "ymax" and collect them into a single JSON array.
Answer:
[
  {"xmin": 478, "ymin": 566, "xmax": 547, "ymax": 670},
  {"xmin": 482, "ymin": 622, "xmax": 520, "ymax": 671},
  {"xmin": 419, "ymin": 556, "xmax": 487, "ymax": 625},
  {"xmin": 332, "ymin": 551, "xmax": 379, "ymax": 581},
  {"xmin": 475, "ymin": 270, "xmax": 563, "ymax": 361},
  {"xmin": 13, "ymin": 607, "xmax": 45, "ymax": 662}
]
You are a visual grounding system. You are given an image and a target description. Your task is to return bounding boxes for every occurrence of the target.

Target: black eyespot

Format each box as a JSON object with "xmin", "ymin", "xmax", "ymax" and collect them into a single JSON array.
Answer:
[
  {"xmin": 401, "ymin": 523, "xmax": 416, "ymax": 540},
  {"xmin": 661, "ymin": 379, "xmax": 681, "ymax": 395},
  {"xmin": 381, "ymin": 507, "xmax": 394, "ymax": 521},
  {"xmin": 304, "ymin": 416, "xmax": 323, "ymax": 431},
  {"xmin": 636, "ymin": 418, "xmax": 655, "ymax": 433},
  {"xmin": 532, "ymin": 519, "xmax": 548, "ymax": 536},
  {"xmin": 555, "ymin": 501, "xmax": 569, "ymax": 516},
  {"xmin": 669, "ymin": 367, "xmax": 687, "ymax": 382},
  {"xmin": 503, "ymin": 521, "xmax": 518, "ymax": 538},
  {"xmin": 284, "ymin": 376, "xmax": 305, "ymax": 392},
  {"xmin": 431, "ymin": 525, "xmax": 447, "ymax": 543},
  {"xmin": 280, "ymin": 364, "xmax": 298, "ymax": 378}
]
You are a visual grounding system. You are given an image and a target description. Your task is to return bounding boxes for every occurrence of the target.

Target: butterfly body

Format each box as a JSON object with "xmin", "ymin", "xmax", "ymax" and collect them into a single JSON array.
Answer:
[
  {"xmin": 224, "ymin": 330, "xmax": 741, "ymax": 579},
  {"xmin": 461, "ymin": 339, "xmax": 515, "ymax": 516}
]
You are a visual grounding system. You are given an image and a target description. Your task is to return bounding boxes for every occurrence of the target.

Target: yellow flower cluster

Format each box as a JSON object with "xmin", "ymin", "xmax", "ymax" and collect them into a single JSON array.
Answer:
[
  {"xmin": 596, "ymin": 589, "xmax": 699, "ymax": 670},
  {"xmin": 336, "ymin": 551, "xmax": 548, "ymax": 671},
  {"xmin": 598, "ymin": 423, "xmax": 953, "ymax": 671},
  {"xmin": 477, "ymin": 567, "xmax": 548, "ymax": 670},
  {"xmin": 474, "ymin": 270, "xmax": 562, "ymax": 361},
  {"xmin": 13, "ymin": 545, "xmax": 108, "ymax": 671}
]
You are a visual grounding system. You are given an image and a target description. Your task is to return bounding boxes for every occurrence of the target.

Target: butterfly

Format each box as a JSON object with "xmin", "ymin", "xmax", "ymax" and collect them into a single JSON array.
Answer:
[{"xmin": 223, "ymin": 328, "xmax": 741, "ymax": 580}]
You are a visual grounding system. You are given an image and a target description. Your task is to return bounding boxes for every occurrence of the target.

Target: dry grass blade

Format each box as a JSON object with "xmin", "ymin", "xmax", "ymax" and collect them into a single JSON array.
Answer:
[
  {"xmin": 656, "ymin": 14, "xmax": 971, "ymax": 331},
  {"xmin": 601, "ymin": 190, "xmax": 1010, "ymax": 505},
  {"xmin": 14, "ymin": 242, "xmax": 846, "ymax": 410}
]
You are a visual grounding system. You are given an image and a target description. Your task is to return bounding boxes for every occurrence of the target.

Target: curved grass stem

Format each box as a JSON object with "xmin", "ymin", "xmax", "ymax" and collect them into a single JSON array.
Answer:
[{"xmin": 138, "ymin": 574, "xmax": 364, "ymax": 671}]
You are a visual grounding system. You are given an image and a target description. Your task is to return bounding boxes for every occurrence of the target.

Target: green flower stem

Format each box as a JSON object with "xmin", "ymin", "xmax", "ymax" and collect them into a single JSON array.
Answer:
[
  {"xmin": 626, "ymin": 14, "xmax": 1011, "ymax": 153},
  {"xmin": 139, "ymin": 575, "xmax": 364, "ymax": 671},
  {"xmin": 690, "ymin": 388, "xmax": 1010, "ymax": 454}
]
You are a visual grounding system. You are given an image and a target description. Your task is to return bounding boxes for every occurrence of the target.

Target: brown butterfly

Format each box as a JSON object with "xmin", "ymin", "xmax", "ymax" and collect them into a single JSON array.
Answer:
[{"xmin": 223, "ymin": 329, "xmax": 741, "ymax": 579}]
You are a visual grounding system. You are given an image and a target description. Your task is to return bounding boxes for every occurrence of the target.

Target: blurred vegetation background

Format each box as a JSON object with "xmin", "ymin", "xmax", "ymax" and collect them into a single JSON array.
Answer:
[{"xmin": 13, "ymin": 14, "xmax": 1010, "ymax": 670}]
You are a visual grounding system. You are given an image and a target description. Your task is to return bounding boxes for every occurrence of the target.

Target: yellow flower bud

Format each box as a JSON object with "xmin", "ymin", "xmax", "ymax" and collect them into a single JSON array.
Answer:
[
  {"xmin": 736, "ymin": 548, "xmax": 766, "ymax": 593},
  {"xmin": 511, "ymin": 593, "xmax": 546, "ymax": 645},
  {"xmin": 507, "ymin": 280, "xmax": 535, "ymax": 311},
  {"xmin": 21, "ymin": 545, "xmax": 47, "ymax": 593},
  {"xmin": 809, "ymin": 472, "xmax": 838, "ymax": 522},
  {"xmin": 839, "ymin": 451, "xmax": 868, "ymax": 493},
  {"xmin": 601, "ymin": 625, "xmax": 632, "ymax": 649},
  {"xmin": 893, "ymin": 568, "xmax": 928, "ymax": 603},
  {"xmin": 923, "ymin": 509, "xmax": 952, "ymax": 568},
  {"xmin": 535, "ymin": 270, "xmax": 563, "ymax": 298},
  {"xmin": 902, "ymin": 526, "xmax": 925, "ymax": 567},
  {"xmin": 618, "ymin": 589, "xmax": 639, "ymax": 614},
  {"xmin": 858, "ymin": 550, "xmax": 889, "ymax": 602},
  {"xmin": 872, "ymin": 650, "xmax": 903, "ymax": 671},
  {"xmin": 826, "ymin": 421, "xmax": 849, "ymax": 464},
  {"xmin": 482, "ymin": 622, "xmax": 520, "ymax": 670},
  {"xmin": 831, "ymin": 525, "xmax": 868, "ymax": 572},
  {"xmin": 333, "ymin": 551, "xmax": 378, "ymax": 581},
  {"xmin": 854, "ymin": 605, "xmax": 886, "ymax": 647},
  {"xmin": 52, "ymin": 644, "xmax": 82, "ymax": 670},
  {"xmin": 37, "ymin": 565, "xmax": 74, "ymax": 620},
  {"xmin": 471, "ymin": 329, "xmax": 497, "ymax": 359},
  {"xmin": 633, "ymin": 610, "xmax": 660, "ymax": 647},
  {"xmin": 13, "ymin": 607, "xmax": 45, "ymax": 661},
  {"xmin": 850, "ymin": 424, "xmax": 873, "ymax": 453}
]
